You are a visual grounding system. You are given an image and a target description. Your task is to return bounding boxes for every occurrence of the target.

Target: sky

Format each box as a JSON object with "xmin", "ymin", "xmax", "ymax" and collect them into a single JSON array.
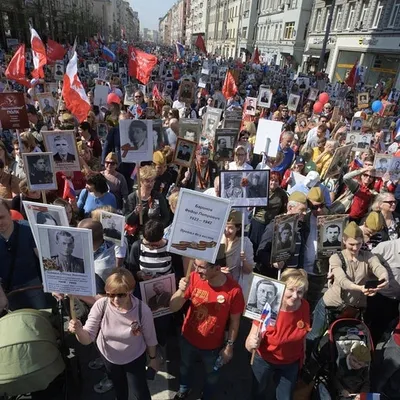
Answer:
[{"xmin": 130, "ymin": 0, "xmax": 176, "ymax": 31}]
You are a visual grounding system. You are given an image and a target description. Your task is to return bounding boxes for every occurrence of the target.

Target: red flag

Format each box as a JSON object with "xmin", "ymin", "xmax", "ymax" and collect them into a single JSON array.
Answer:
[
  {"xmin": 222, "ymin": 69, "xmax": 238, "ymax": 99},
  {"xmin": 128, "ymin": 46, "xmax": 157, "ymax": 85},
  {"xmin": 62, "ymin": 51, "xmax": 91, "ymax": 122},
  {"xmin": 251, "ymin": 48, "xmax": 260, "ymax": 64},
  {"xmin": 30, "ymin": 26, "xmax": 47, "ymax": 79},
  {"xmin": 345, "ymin": 61, "xmax": 359, "ymax": 89},
  {"xmin": 152, "ymin": 84, "xmax": 162, "ymax": 100},
  {"xmin": 5, "ymin": 44, "xmax": 31, "ymax": 88},
  {"xmin": 46, "ymin": 39, "xmax": 66, "ymax": 64},
  {"xmin": 195, "ymin": 34, "xmax": 207, "ymax": 54}
]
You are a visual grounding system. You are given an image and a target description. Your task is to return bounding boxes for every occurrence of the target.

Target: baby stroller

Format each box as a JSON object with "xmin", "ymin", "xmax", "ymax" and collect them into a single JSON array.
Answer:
[
  {"xmin": 0, "ymin": 286, "xmax": 78, "ymax": 400},
  {"xmin": 302, "ymin": 318, "xmax": 373, "ymax": 400}
]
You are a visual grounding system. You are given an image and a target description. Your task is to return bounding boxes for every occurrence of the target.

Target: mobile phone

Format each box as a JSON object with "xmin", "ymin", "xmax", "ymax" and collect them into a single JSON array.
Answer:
[
  {"xmin": 146, "ymin": 366, "xmax": 156, "ymax": 381},
  {"xmin": 365, "ymin": 279, "xmax": 385, "ymax": 289}
]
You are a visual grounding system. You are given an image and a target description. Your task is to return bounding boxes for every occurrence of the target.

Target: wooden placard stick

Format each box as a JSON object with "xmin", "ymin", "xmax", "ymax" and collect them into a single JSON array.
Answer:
[
  {"xmin": 136, "ymin": 161, "xmax": 143, "ymax": 225},
  {"xmin": 250, "ymin": 323, "xmax": 262, "ymax": 365},
  {"xmin": 41, "ymin": 190, "xmax": 47, "ymax": 204},
  {"xmin": 185, "ymin": 259, "xmax": 194, "ymax": 279},
  {"xmin": 69, "ymin": 295, "xmax": 77, "ymax": 320}
]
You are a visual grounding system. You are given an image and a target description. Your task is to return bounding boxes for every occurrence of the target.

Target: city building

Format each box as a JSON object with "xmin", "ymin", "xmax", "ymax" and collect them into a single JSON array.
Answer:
[
  {"xmin": 305, "ymin": 0, "xmax": 400, "ymax": 87},
  {"xmin": 237, "ymin": 0, "xmax": 259, "ymax": 60},
  {"xmin": 184, "ymin": 0, "xmax": 192, "ymax": 46},
  {"xmin": 207, "ymin": 0, "xmax": 229, "ymax": 56},
  {"xmin": 170, "ymin": 0, "xmax": 187, "ymax": 45},
  {"xmin": 254, "ymin": 0, "xmax": 313, "ymax": 68},
  {"xmin": 132, "ymin": 10, "xmax": 140, "ymax": 42},
  {"xmin": 187, "ymin": 0, "xmax": 208, "ymax": 47},
  {"xmin": 159, "ymin": 11, "xmax": 172, "ymax": 45}
]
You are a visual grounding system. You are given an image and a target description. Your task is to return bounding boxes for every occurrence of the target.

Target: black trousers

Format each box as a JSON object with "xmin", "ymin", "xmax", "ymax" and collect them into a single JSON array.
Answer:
[{"xmin": 101, "ymin": 352, "xmax": 151, "ymax": 400}]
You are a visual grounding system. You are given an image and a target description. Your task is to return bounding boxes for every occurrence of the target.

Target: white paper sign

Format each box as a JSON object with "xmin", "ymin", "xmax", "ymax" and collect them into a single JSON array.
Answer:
[
  {"xmin": 37, "ymin": 225, "xmax": 96, "ymax": 296},
  {"xmin": 94, "ymin": 84, "xmax": 109, "ymax": 107},
  {"xmin": 167, "ymin": 189, "xmax": 231, "ymax": 263},
  {"xmin": 254, "ymin": 119, "xmax": 283, "ymax": 157}
]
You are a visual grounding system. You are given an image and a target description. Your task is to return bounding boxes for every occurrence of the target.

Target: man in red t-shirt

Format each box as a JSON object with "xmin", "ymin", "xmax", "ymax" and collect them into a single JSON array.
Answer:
[{"xmin": 170, "ymin": 258, "xmax": 245, "ymax": 400}]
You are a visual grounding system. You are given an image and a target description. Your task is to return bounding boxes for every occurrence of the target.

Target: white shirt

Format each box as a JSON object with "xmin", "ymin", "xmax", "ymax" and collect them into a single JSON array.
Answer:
[
  {"xmin": 228, "ymin": 162, "xmax": 253, "ymax": 171},
  {"xmin": 305, "ymin": 126, "xmax": 330, "ymax": 148},
  {"xmin": 172, "ymin": 100, "xmax": 185, "ymax": 110}
]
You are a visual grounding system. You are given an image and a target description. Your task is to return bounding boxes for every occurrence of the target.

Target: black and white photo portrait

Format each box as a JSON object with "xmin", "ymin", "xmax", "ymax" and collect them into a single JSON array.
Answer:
[
  {"xmin": 375, "ymin": 156, "xmax": 390, "ymax": 174},
  {"xmin": 124, "ymin": 84, "xmax": 135, "ymax": 105},
  {"xmin": 346, "ymin": 133, "xmax": 357, "ymax": 145},
  {"xmin": 258, "ymin": 88, "xmax": 273, "ymax": 108},
  {"xmin": 276, "ymin": 223, "xmax": 293, "ymax": 251},
  {"xmin": 223, "ymin": 172, "xmax": 244, "ymax": 199},
  {"xmin": 54, "ymin": 62, "xmax": 64, "ymax": 81},
  {"xmin": 50, "ymin": 230, "xmax": 84, "ymax": 273},
  {"xmin": 178, "ymin": 80, "xmax": 195, "ymax": 103},
  {"xmin": 308, "ymin": 88, "xmax": 319, "ymax": 101},
  {"xmin": 94, "ymin": 84, "xmax": 109, "ymax": 107},
  {"xmin": 23, "ymin": 152, "xmax": 57, "ymax": 191},
  {"xmin": 287, "ymin": 94, "xmax": 300, "ymax": 112},
  {"xmin": 357, "ymin": 92, "xmax": 369, "ymax": 108},
  {"xmin": 179, "ymin": 119, "xmax": 202, "ymax": 143},
  {"xmin": 356, "ymin": 135, "xmax": 370, "ymax": 149},
  {"xmin": 173, "ymin": 137, "xmax": 196, "ymax": 168},
  {"xmin": 243, "ymin": 274, "xmax": 285, "ymax": 326},
  {"xmin": 271, "ymin": 214, "xmax": 299, "ymax": 263},
  {"xmin": 317, "ymin": 216, "xmax": 346, "ymax": 257},
  {"xmin": 323, "ymin": 224, "xmax": 342, "ymax": 247},
  {"xmin": 214, "ymin": 129, "xmax": 237, "ymax": 162},
  {"xmin": 100, "ymin": 211, "xmax": 124, "ymax": 245},
  {"xmin": 245, "ymin": 97, "xmax": 257, "ymax": 116},
  {"xmin": 37, "ymin": 93, "xmax": 56, "ymax": 115},
  {"xmin": 351, "ymin": 117, "xmax": 363, "ymax": 132},
  {"xmin": 202, "ymin": 108, "xmax": 222, "ymax": 146}
]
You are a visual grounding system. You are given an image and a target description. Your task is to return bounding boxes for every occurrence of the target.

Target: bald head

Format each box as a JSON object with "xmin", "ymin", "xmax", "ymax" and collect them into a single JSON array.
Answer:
[{"xmin": 78, "ymin": 218, "xmax": 104, "ymax": 250}]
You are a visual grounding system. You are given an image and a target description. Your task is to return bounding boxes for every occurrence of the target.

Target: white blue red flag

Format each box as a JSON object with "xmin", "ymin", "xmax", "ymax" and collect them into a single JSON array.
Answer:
[
  {"xmin": 102, "ymin": 45, "xmax": 116, "ymax": 62},
  {"xmin": 359, "ymin": 394, "xmax": 380, "ymax": 400},
  {"xmin": 259, "ymin": 301, "xmax": 271, "ymax": 336},
  {"xmin": 175, "ymin": 42, "xmax": 185, "ymax": 59}
]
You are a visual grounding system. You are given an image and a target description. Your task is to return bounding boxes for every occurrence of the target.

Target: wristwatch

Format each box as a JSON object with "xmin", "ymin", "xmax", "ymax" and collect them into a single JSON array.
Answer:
[{"xmin": 226, "ymin": 340, "xmax": 235, "ymax": 347}]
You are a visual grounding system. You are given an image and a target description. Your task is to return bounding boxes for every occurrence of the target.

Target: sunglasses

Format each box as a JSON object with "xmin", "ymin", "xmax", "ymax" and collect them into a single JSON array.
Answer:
[
  {"xmin": 362, "ymin": 173, "xmax": 374, "ymax": 179},
  {"xmin": 106, "ymin": 293, "xmax": 128, "ymax": 299},
  {"xmin": 135, "ymin": 95, "xmax": 143, "ymax": 98},
  {"xmin": 383, "ymin": 201, "xmax": 396, "ymax": 205},
  {"xmin": 105, "ymin": 161, "xmax": 116, "ymax": 165},
  {"xmin": 309, "ymin": 202, "xmax": 325, "ymax": 210}
]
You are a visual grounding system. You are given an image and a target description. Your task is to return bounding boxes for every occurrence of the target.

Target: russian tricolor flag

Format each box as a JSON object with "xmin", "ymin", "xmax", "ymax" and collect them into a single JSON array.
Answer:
[
  {"xmin": 359, "ymin": 394, "xmax": 380, "ymax": 400},
  {"xmin": 102, "ymin": 45, "xmax": 116, "ymax": 62},
  {"xmin": 175, "ymin": 42, "xmax": 185, "ymax": 59}
]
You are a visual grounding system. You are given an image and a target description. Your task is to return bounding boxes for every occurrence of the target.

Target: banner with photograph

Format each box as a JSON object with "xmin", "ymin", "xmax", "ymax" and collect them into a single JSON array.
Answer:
[
  {"xmin": 99, "ymin": 211, "xmax": 125, "ymax": 246},
  {"xmin": 179, "ymin": 118, "xmax": 202, "ymax": 143},
  {"xmin": 36, "ymin": 225, "xmax": 96, "ymax": 296},
  {"xmin": 271, "ymin": 214, "xmax": 299, "ymax": 264},
  {"xmin": 23, "ymin": 152, "xmax": 58, "ymax": 191},
  {"xmin": 243, "ymin": 273, "xmax": 285, "ymax": 327},
  {"xmin": 317, "ymin": 215, "xmax": 347, "ymax": 257},
  {"xmin": 202, "ymin": 107, "xmax": 222, "ymax": 148},
  {"xmin": 167, "ymin": 189, "xmax": 231, "ymax": 263},
  {"xmin": 373, "ymin": 153, "xmax": 392, "ymax": 177},
  {"xmin": 139, "ymin": 274, "xmax": 176, "ymax": 318}
]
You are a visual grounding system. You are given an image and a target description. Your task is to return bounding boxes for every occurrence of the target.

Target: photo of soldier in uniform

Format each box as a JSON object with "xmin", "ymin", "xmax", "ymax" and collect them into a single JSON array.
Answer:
[
  {"xmin": 173, "ymin": 137, "xmax": 196, "ymax": 168},
  {"xmin": 24, "ymin": 152, "xmax": 57, "ymax": 191}
]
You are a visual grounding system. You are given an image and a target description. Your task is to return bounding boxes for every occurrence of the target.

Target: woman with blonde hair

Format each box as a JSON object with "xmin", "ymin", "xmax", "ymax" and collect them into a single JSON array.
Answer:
[
  {"xmin": 124, "ymin": 165, "xmax": 170, "ymax": 238},
  {"xmin": 246, "ymin": 269, "xmax": 310, "ymax": 399},
  {"xmin": 228, "ymin": 145, "xmax": 253, "ymax": 170},
  {"xmin": 68, "ymin": 268, "xmax": 158, "ymax": 400}
]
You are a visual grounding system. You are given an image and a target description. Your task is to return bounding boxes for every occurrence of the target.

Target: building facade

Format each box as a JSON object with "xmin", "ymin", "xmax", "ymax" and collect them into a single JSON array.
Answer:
[
  {"xmin": 159, "ymin": 11, "xmax": 172, "ymax": 45},
  {"xmin": 254, "ymin": 0, "xmax": 313, "ymax": 68},
  {"xmin": 237, "ymin": 0, "xmax": 259, "ymax": 60},
  {"xmin": 305, "ymin": 0, "xmax": 400, "ymax": 87},
  {"xmin": 187, "ymin": 0, "xmax": 208, "ymax": 47}
]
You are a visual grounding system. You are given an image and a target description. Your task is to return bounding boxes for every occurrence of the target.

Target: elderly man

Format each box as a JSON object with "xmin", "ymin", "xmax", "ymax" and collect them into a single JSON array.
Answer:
[{"xmin": 53, "ymin": 135, "xmax": 76, "ymax": 162}]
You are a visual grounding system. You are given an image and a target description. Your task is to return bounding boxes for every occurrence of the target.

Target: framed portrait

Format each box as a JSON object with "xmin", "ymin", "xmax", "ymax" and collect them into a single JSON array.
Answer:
[
  {"xmin": 218, "ymin": 67, "xmax": 228, "ymax": 79},
  {"xmin": 54, "ymin": 61, "xmax": 64, "ymax": 81},
  {"xmin": 324, "ymin": 144, "xmax": 353, "ymax": 178},
  {"xmin": 94, "ymin": 84, "xmax": 109, "ymax": 107},
  {"xmin": 296, "ymin": 115, "xmax": 308, "ymax": 132},
  {"xmin": 23, "ymin": 201, "xmax": 70, "ymax": 247},
  {"xmin": 271, "ymin": 214, "xmax": 299, "ymax": 264},
  {"xmin": 88, "ymin": 63, "xmax": 99, "ymax": 75},
  {"xmin": 139, "ymin": 273, "xmax": 176, "ymax": 318},
  {"xmin": 296, "ymin": 77, "xmax": 310, "ymax": 90},
  {"xmin": 42, "ymin": 130, "xmax": 80, "ymax": 172},
  {"xmin": 99, "ymin": 210, "xmax": 125, "ymax": 246},
  {"xmin": 214, "ymin": 129, "xmax": 237, "ymax": 162},
  {"xmin": 167, "ymin": 189, "xmax": 231, "ymax": 263},
  {"xmin": 350, "ymin": 117, "xmax": 363, "ymax": 132},
  {"xmin": 345, "ymin": 133, "xmax": 358, "ymax": 149},
  {"xmin": 44, "ymin": 82, "xmax": 58, "ymax": 97},
  {"xmin": 357, "ymin": 92, "xmax": 369, "ymax": 109},
  {"xmin": 223, "ymin": 119, "xmax": 241, "ymax": 130},
  {"xmin": 179, "ymin": 119, "xmax": 202, "ymax": 143},
  {"xmin": 152, "ymin": 119, "xmax": 167, "ymax": 151},
  {"xmin": 210, "ymin": 64, "xmax": 219, "ymax": 78},
  {"xmin": 258, "ymin": 88, "xmax": 273, "ymax": 108},
  {"xmin": 23, "ymin": 152, "xmax": 57, "ymax": 191},
  {"xmin": 119, "ymin": 119, "xmax": 154, "ymax": 163},
  {"xmin": 97, "ymin": 123, "xmax": 109, "ymax": 143},
  {"xmin": 308, "ymin": 88, "xmax": 319, "ymax": 101},
  {"xmin": 389, "ymin": 156, "xmax": 400, "ymax": 180},
  {"xmin": 198, "ymin": 74, "xmax": 208, "ymax": 88},
  {"xmin": 287, "ymin": 94, "xmax": 300, "ymax": 111},
  {"xmin": 243, "ymin": 273, "xmax": 285, "ymax": 326},
  {"xmin": 371, "ymin": 115, "xmax": 383, "ymax": 131},
  {"xmin": 374, "ymin": 153, "xmax": 392, "ymax": 177},
  {"xmin": 98, "ymin": 67, "xmax": 111, "ymax": 81},
  {"xmin": 36, "ymin": 225, "xmax": 96, "ymax": 296},
  {"xmin": 317, "ymin": 215, "xmax": 347, "ymax": 257},
  {"xmin": 119, "ymin": 67, "xmax": 127, "ymax": 80},
  {"xmin": 202, "ymin": 107, "xmax": 222, "ymax": 148},
  {"xmin": 354, "ymin": 133, "xmax": 372, "ymax": 153},
  {"xmin": 37, "ymin": 92, "xmax": 57, "ymax": 116},
  {"xmin": 220, "ymin": 170, "xmax": 270, "ymax": 207},
  {"xmin": 173, "ymin": 137, "xmax": 197, "ymax": 168},
  {"xmin": 244, "ymin": 97, "xmax": 257, "ymax": 116},
  {"xmin": 178, "ymin": 80, "xmax": 195, "ymax": 104}
]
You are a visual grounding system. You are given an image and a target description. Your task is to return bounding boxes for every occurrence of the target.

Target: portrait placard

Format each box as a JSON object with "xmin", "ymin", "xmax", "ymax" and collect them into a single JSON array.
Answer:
[
  {"xmin": 253, "ymin": 119, "xmax": 283, "ymax": 157},
  {"xmin": 389, "ymin": 156, "xmax": 400, "ymax": 180},
  {"xmin": 308, "ymin": 88, "xmax": 319, "ymax": 101},
  {"xmin": 317, "ymin": 215, "xmax": 347, "ymax": 257},
  {"xmin": 287, "ymin": 94, "xmax": 300, "ymax": 111},
  {"xmin": 350, "ymin": 117, "xmax": 363, "ymax": 132},
  {"xmin": 99, "ymin": 211, "xmax": 125, "ymax": 246},
  {"xmin": 94, "ymin": 84, "xmax": 109, "ymax": 107},
  {"xmin": 271, "ymin": 214, "xmax": 299, "ymax": 264},
  {"xmin": 139, "ymin": 274, "xmax": 176, "ymax": 318},
  {"xmin": 179, "ymin": 119, "xmax": 202, "ymax": 143},
  {"xmin": 243, "ymin": 273, "xmax": 285, "ymax": 326},
  {"xmin": 354, "ymin": 133, "xmax": 372, "ymax": 153},
  {"xmin": 0, "ymin": 92, "xmax": 29, "ymax": 129},
  {"xmin": 214, "ymin": 129, "xmax": 237, "ymax": 162},
  {"xmin": 124, "ymin": 84, "xmax": 135, "ymax": 105},
  {"xmin": 36, "ymin": 225, "xmax": 96, "ymax": 296},
  {"xmin": 357, "ymin": 92, "xmax": 369, "ymax": 109},
  {"xmin": 220, "ymin": 170, "xmax": 270, "ymax": 207},
  {"xmin": 324, "ymin": 144, "xmax": 353, "ymax": 178},
  {"xmin": 173, "ymin": 137, "xmax": 197, "ymax": 168},
  {"xmin": 42, "ymin": 130, "xmax": 80, "ymax": 172},
  {"xmin": 23, "ymin": 201, "xmax": 70, "ymax": 248},
  {"xmin": 374, "ymin": 153, "xmax": 392, "ymax": 177},
  {"xmin": 23, "ymin": 152, "xmax": 57, "ymax": 191},
  {"xmin": 119, "ymin": 119, "xmax": 153, "ymax": 163},
  {"xmin": 37, "ymin": 92, "xmax": 57, "ymax": 116},
  {"xmin": 244, "ymin": 97, "xmax": 257, "ymax": 116},
  {"xmin": 44, "ymin": 82, "xmax": 58, "ymax": 97},
  {"xmin": 167, "ymin": 189, "xmax": 231, "ymax": 263},
  {"xmin": 202, "ymin": 107, "xmax": 222, "ymax": 148},
  {"xmin": 178, "ymin": 80, "xmax": 195, "ymax": 104},
  {"xmin": 54, "ymin": 61, "xmax": 64, "ymax": 81},
  {"xmin": 257, "ymin": 87, "xmax": 273, "ymax": 108}
]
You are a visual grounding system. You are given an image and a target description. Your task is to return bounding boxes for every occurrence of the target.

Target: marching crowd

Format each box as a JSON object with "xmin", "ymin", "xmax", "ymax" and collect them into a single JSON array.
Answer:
[{"xmin": 1, "ymin": 42, "xmax": 400, "ymax": 400}]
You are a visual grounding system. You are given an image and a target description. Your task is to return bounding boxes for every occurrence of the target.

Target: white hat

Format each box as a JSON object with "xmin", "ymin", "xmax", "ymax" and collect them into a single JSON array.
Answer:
[{"xmin": 304, "ymin": 171, "xmax": 320, "ymax": 188}]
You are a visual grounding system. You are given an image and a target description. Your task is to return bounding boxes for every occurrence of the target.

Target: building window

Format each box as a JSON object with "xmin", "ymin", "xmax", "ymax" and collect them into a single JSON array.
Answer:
[
  {"xmin": 274, "ymin": 24, "xmax": 278, "ymax": 40},
  {"xmin": 266, "ymin": 25, "xmax": 270, "ymax": 40},
  {"xmin": 346, "ymin": 3, "xmax": 355, "ymax": 29},
  {"xmin": 289, "ymin": 0, "xmax": 297, "ymax": 9},
  {"xmin": 372, "ymin": 1, "xmax": 383, "ymax": 28},
  {"xmin": 323, "ymin": 7, "xmax": 331, "ymax": 31},
  {"xmin": 284, "ymin": 22, "xmax": 295, "ymax": 39},
  {"xmin": 389, "ymin": 0, "xmax": 400, "ymax": 27},
  {"xmin": 360, "ymin": 1, "xmax": 369, "ymax": 27},
  {"xmin": 313, "ymin": 8, "xmax": 322, "ymax": 31},
  {"xmin": 278, "ymin": 23, "xmax": 282, "ymax": 39},
  {"xmin": 334, "ymin": 5, "xmax": 342, "ymax": 31},
  {"xmin": 242, "ymin": 26, "xmax": 248, "ymax": 38}
]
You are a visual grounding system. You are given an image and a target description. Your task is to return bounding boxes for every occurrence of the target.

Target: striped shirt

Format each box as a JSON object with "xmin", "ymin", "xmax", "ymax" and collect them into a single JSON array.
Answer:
[{"xmin": 138, "ymin": 241, "xmax": 172, "ymax": 277}]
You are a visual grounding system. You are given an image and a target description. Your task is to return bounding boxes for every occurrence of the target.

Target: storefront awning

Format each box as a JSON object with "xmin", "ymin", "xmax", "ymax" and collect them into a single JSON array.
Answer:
[{"xmin": 304, "ymin": 49, "xmax": 330, "ymax": 58}]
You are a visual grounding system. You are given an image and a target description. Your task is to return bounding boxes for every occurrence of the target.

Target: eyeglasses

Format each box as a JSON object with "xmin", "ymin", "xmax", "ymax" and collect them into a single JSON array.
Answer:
[
  {"xmin": 309, "ymin": 202, "xmax": 325, "ymax": 210},
  {"xmin": 383, "ymin": 200, "xmax": 396, "ymax": 205},
  {"xmin": 362, "ymin": 174, "xmax": 374, "ymax": 179},
  {"xmin": 106, "ymin": 293, "xmax": 128, "ymax": 299},
  {"xmin": 105, "ymin": 161, "xmax": 116, "ymax": 165},
  {"xmin": 134, "ymin": 95, "xmax": 143, "ymax": 98}
]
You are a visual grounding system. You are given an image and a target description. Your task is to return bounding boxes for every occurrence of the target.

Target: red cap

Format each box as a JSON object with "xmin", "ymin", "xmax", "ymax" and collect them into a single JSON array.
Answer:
[
  {"xmin": 107, "ymin": 93, "xmax": 121, "ymax": 105},
  {"xmin": 10, "ymin": 210, "xmax": 24, "ymax": 221}
]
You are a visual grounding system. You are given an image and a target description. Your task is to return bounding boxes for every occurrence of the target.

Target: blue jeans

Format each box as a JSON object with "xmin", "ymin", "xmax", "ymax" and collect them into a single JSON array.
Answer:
[
  {"xmin": 8, "ymin": 277, "xmax": 47, "ymax": 311},
  {"xmin": 179, "ymin": 335, "xmax": 221, "ymax": 400},
  {"xmin": 251, "ymin": 353, "xmax": 299, "ymax": 400},
  {"xmin": 306, "ymin": 298, "xmax": 328, "ymax": 359}
]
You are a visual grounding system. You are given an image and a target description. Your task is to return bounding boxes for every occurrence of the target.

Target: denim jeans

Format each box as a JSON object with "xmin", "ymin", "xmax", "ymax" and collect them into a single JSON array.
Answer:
[
  {"xmin": 306, "ymin": 298, "xmax": 328, "ymax": 359},
  {"xmin": 8, "ymin": 277, "xmax": 47, "ymax": 311},
  {"xmin": 179, "ymin": 335, "xmax": 221, "ymax": 400},
  {"xmin": 251, "ymin": 353, "xmax": 299, "ymax": 400}
]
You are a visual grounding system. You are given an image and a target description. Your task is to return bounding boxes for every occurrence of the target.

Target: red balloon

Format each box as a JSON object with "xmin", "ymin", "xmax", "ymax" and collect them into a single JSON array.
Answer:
[
  {"xmin": 318, "ymin": 92, "xmax": 330, "ymax": 105},
  {"xmin": 313, "ymin": 101, "xmax": 323, "ymax": 113}
]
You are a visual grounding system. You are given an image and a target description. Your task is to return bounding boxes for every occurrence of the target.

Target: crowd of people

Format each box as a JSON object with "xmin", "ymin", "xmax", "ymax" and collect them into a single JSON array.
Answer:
[{"xmin": 1, "ymin": 41, "xmax": 400, "ymax": 400}]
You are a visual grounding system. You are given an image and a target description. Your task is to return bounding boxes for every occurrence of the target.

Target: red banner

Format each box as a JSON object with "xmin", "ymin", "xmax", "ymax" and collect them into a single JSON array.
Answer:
[
  {"xmin": 46, "ymin": 39, "xmax": 66, "ymax": 64},
  {"xmin": 128, "ymin": 46, "xmax": 157, "ymax": 85},
  {"xmin": 0, "ymin": 93, "xmax": 29, "ymax": 129}
]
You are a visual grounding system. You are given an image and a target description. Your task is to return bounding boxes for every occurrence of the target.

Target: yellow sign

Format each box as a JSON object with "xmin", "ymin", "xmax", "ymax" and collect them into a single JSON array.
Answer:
[
  {"xmin": 371, "ymin": 67, "xmax": 397, "ymax": 75},
  {"xmin": 337, "ymin": 63, "xmax": 354, "ymax": 69}
]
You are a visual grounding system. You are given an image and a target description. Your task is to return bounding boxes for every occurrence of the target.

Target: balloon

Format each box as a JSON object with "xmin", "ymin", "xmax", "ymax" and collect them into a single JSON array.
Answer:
[
  {"xmin": 372, "ymin": 100, "xmax": 383, "ymax": 113},
  {"xmin": 313, "ymin": 101, "xmax": 323, "ymax": 113},
  {"xmin": 318, "ymin": 92, "xmax": 330, "ymax": 104}
]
